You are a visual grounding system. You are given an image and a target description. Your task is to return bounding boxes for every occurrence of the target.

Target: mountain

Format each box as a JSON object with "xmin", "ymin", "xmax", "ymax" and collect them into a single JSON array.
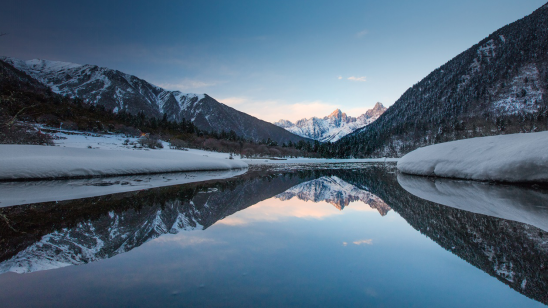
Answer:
[
  {"xmin": 274, "ymin": 103, "xmax": 386, "ymax": 142},
  {"xmin": 276, "ymin": 175, "xmax": 391, "ymax": 215},
  {"xmin": 0, "ymin": 57, "xmax": 310, "ymax": 144},
  {"xmin": 335, "ymin": 3, "xmax": 548, "ymax": 157}
]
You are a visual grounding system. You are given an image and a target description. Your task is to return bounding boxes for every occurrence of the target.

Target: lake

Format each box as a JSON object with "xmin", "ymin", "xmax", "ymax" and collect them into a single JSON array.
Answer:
[{"xmin": 0, "ymin": 163, "xmax": 546, "ymax": 307}]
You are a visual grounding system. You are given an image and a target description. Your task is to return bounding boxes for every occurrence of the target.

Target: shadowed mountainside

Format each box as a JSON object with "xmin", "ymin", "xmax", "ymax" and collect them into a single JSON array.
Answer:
[{"xmin": 335, "ymin": 3, "xmax": 548, "ymax": 157}]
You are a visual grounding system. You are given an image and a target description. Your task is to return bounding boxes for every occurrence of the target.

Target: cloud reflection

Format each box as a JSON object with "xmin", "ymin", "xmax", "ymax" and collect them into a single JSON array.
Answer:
[
  {"xmin": 151, "ymin": 233, "xmax": 220, "ymax": 247},
  {"xmin": 216, "ymin": 197, "xmax": 378, "ymax": 226}
]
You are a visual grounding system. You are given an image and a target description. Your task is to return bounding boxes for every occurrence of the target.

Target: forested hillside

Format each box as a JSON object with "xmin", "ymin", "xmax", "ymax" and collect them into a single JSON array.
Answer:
[{"xmin": 333, "ymin": 3, "xmax": 548, "ymax": 157}]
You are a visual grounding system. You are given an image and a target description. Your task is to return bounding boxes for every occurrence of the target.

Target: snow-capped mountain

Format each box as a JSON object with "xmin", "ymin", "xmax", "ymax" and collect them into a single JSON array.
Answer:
[
  {"xmin": 274, "ymin": 103, "xmax": 386, "ymax": 142},
  {"xmin": 337, "ymin": 3, "xmax": 548, "ymax": 157},
  {"xmin": 276, "ymin": 176, "xmax": 391, "ymax": 216},
  {"xmin": 0, "ymin": 57, "xmax": 309, "ymax": 144}
]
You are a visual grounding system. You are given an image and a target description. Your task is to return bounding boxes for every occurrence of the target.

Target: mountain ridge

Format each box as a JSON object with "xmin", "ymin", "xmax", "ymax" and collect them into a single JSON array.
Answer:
[
  {"xmin": 275, "ymin": 102, "xmax": 386, "ymax": 142},
  {"xmin": 333, "ymin": 3, "xmax": 548, "ymax": 157},
  {"xmin": 1, "ymin": 57, "xmax": 311, "ymax": 144}
]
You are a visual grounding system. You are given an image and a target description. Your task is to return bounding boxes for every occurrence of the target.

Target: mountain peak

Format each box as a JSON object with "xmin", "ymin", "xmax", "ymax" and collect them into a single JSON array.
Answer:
[
  {"xmin": 363, "ymin": 102, "xmax": 387, "ymax": 119},
  {"xmin": 328, "ymin": 109, "xmax": 343, "ymax": 117},
  {"xmin": 373, "ymin": 102, "xmax": 385, "ymax": 109},
  {"xmin": 274, "ymin": 104, "xmax": 386, "ymax": 142},
  {"xmin": 327, "ymin": 109, "xmax": 349, "ymax": 122}
]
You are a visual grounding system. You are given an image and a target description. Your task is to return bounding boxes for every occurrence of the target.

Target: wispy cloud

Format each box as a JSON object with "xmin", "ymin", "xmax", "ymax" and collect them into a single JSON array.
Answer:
[
  {"xmin": 218, "ymin": 97, "xmax": 340, "ymax": 122},
  {"xmin": 338, "ymin": 76, "xmax": 342, "ymax": 80},
  {"xmin": 218, "ymin": 97, "xmax": 248, "ymax": 106},
  {"xmin": 356, "ymin": 29, "xmax": 369, "ymax": 38},
  {"xmin": 353, "ymin": 239, "xmax": 373, "ymax": 245},
  {"xmin": 158, "ymin": 79, "xmax": 217, "ymax": 91},
  {"xmin": 348, "ymin": 76, "xmax": 367, "ymax": 82}
]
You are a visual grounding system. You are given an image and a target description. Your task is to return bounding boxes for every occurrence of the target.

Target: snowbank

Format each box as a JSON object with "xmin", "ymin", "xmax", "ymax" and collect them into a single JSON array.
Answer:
[
  {"xmin": 397, "ymin": 173, "xmax": 548, "ymax": 232},
  {"xmin": 0, "ymin": 145, "xmax": 247, "ymax": 180},
  {"xmin": 397, "ymin": 132, "xmax": 548, "ymax": 182}
]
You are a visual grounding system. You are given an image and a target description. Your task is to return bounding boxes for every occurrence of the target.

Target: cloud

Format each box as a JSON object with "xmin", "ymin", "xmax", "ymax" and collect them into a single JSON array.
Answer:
[
  {"xmin": 218, "ymin": 97, "xmax": 248, "ymax": 106},
  {"xmin": 338, "ymin": 76, "xmax": 342, "ymax": 80},
  {"xmin": 353, "ymin": 239, "xmax": 373, "ymax": 245},
  {"xmin": 218, "ymin": 97, "xmax": 340, "ymax": 123},
  {"xmin": 348, "ymin": 76, "xmax": 367, "ymax": 82},
  {"xmin": 158, "ymin": 79, "xmax": 217, "ymax": 91},
  {"xmin": 356, "ymin": 29, "xmax": 369, "ymax": 38}
]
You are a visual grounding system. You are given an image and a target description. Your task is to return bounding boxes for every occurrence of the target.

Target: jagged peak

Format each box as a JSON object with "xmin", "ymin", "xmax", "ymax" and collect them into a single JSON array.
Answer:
[
  {"xmin": 373, "ymin": 102, "xmax": 385, "ymax": 109},
  {"xmin": 328, "ymin": 108, "xmax": 343, "ymax": 117},
  {"xmin": 274, "ymin": 119, "xmax": 294, "ymax": 127}
]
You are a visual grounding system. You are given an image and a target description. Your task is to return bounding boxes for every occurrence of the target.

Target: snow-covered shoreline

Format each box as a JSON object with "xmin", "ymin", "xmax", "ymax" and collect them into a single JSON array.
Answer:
[
  {"xmin": 0, "ymin": 127, "xmax": 399, "ymax": 181},
  {"xmin": 397, "ymin": 132, "xmax": 548, "ymax": 182},
  {"xmin": 0, "ymin": 145, "xmax": 248, "ymax": 180}
]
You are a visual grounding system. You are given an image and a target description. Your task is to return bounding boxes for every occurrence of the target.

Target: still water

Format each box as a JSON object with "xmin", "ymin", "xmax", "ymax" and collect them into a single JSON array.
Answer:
[{"xmin": 0, "ymin": 164, "xmax": 546, "ymax": 307}]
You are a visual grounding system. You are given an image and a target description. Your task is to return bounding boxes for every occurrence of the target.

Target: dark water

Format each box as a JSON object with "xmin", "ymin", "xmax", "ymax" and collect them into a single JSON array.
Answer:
[{"xmin": 0, "ymin": 164, "xmax": 546, "ymax": 307}]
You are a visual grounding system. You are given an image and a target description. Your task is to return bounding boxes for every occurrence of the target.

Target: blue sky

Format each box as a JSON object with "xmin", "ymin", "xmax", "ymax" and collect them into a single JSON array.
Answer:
[{"xmin": 1, "ymin": 0, "xmax": 546, "ymax": 122}]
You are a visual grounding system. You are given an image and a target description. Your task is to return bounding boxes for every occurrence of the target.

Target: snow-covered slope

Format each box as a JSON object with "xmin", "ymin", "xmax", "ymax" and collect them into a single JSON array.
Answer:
[
  {"xmin": 0, "ymin": 57, "xmax": 308, "ymax": 144},
  {"xmin": 397, "ymin": 131, "xmax": 548, "ymax": 182},
  {"xmin": 274, "ymin": 103, "xmax": 386, "ymax": 142},
  {"xmin": 276, "ymin": 175, "xmax": 391, "ymax": 215}
]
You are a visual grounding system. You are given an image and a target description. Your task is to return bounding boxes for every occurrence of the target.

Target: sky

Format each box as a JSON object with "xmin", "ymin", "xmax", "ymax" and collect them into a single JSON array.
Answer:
[{"xmin": 1, "ymin": 0, "xmax": 546, "ymax": 122}]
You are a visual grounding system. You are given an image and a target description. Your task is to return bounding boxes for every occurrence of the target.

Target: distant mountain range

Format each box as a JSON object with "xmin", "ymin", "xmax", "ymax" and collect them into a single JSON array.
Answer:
[
  {"xmin": 334, "ymin": 3, "xmax": 548, "ymax": 157},
  {"xmin": 0, "ymin": 57, "xmax": 310, "ymax": 144},
  {"xmin": 275, "ymin": 103, "xmax": 386, "ymax": 142},
  {"xmin": 276, "ymin": 175, "xmax": 391, "ymax": 216}
]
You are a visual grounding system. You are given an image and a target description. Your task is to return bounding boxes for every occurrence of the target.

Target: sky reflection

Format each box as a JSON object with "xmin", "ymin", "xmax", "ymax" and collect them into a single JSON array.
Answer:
[{"xmin": 216, "ymin": 197, "xmax": 379, "ymax": 226}]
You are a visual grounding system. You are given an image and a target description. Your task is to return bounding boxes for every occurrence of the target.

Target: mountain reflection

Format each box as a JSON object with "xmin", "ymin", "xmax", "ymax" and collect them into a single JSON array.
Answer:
[
  {"xmin": 0, "ymin": 172, "xmax": 307, "ymax": 274},
  {"xmin": 0, "ymin": 165, "xmax": 547, "ymax": 305},
  {"xmin": 276, "ymin": 176, "xmax": 391, "ymax": 215},
  {"xmin": 397, "ymin": 173, "xmax": 548, "ymax": 232},
  {"xmin": 0, "ymin": 169, "xmax": 390, "ymax": 274}
]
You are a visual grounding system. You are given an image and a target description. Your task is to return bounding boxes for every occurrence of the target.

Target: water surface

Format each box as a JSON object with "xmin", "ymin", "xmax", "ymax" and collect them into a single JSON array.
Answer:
[{"xmin": 0, "ymin": 164, "xmax": 545, "ymax": 307}]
